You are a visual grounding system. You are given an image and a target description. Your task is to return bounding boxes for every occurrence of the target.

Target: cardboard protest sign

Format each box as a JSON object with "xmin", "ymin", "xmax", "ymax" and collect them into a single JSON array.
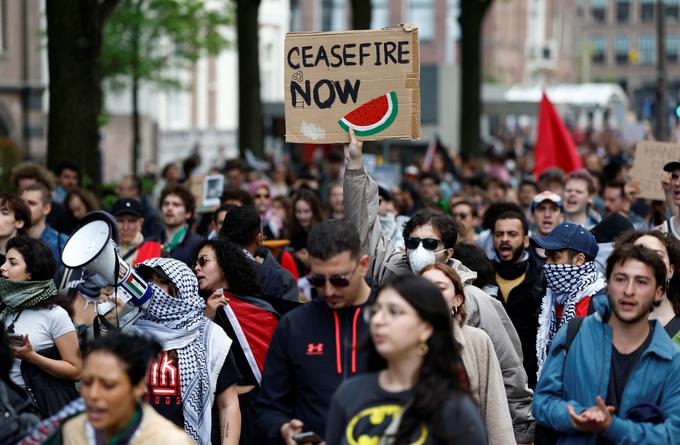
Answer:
[
  {"xmin": 284, "ymin": 24, "xmax": 420, "ymax": 144},
  {"xmin": 187, "ymin": 174, "xmax": 224, "ymax": 213},
  {"xmin": 629, "ymin": 141, "xmax": 680, "ymax": 200}
]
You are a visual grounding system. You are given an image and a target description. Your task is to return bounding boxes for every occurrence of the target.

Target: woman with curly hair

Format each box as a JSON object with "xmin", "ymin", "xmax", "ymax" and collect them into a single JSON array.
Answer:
[
  {"xmin": 615, "ymin": 229, "xmax": 680, "ymax": 344},
  {"xmin": 325, "ymin": 276, "xmax": 486, "ymax": 445},
  {"xmin": 193, "ymin": 238, "xmax": 278, "ymax": 445}
]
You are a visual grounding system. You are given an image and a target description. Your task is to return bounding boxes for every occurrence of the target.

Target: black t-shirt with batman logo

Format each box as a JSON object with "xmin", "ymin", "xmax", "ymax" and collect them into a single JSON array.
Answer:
[{"xmin": 324, "ymin": 372, "xmax": 486, "ymax": 445}]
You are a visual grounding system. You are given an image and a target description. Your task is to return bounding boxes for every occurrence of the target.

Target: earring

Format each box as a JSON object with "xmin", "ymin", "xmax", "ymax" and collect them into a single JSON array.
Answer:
[
  {"xmin": 450, "ymin": 305, "xmax": 459, "ymax": 319},
  {"xmin": 417, "ymin": 341, "xmax": 429, "ymax": 356}
]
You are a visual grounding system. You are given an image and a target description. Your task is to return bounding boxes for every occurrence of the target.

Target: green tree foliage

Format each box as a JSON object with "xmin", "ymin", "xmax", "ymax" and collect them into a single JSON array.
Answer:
[{"xmin": 101, "ymin": 0, "xmax": 233, "ymax": 172}]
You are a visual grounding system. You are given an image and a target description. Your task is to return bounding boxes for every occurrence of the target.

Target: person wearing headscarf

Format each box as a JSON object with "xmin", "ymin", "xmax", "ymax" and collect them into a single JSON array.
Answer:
[{"xmin": 133, "ymin": 257, "xmax": 241, "ymax": 445}]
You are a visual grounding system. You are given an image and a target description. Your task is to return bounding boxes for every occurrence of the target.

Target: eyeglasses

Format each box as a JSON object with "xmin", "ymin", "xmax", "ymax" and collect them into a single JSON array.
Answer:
[
  {"xmin": 194, "ymin": 256, "xmax": 214, "ymax": 267},
  {"xmin": 363, "ymin": 304, "xmax": 407, "ymax": 323},
  {"xmin": 405, "ymin": 236, "xmax": 442, "ymax": 251},
  {"xmin": 308, "ymin": 263, "xmax": 359, "ymax": 288}
]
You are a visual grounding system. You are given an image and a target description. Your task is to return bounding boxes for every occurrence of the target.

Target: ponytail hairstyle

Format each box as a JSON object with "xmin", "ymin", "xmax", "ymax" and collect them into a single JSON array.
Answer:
[{"xmin": 368, "ymin": 276, "xmax": 471, "ymax": 444}]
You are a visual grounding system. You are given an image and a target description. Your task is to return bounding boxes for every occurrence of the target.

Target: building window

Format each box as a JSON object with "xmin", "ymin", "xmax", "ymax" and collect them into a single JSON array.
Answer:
[
  {"xmin": 640, "ymin": 34, "xmax": 655, "ymax": 64},
  {"xmin": 372, "ymin": 0, "xmax": 390, "ymax": 29},
  {"xmin": 321, "ymin": 0, "xmax": 347, "ymax": 31},
  {"xmin": 591, "ymin": 34, "xmax": 607, "ymax": 63},
  {"xmin": 615, "ymin": 35, "xmax": 629, "ymax": 64},
  {"xmin": 616, "ymin": 0, "xmax": 630, "ymax": 22},
  {"xmin": 667, "ymin": 0, "xmax": 680, "ymax": 22},
  {"xmin": 641, "ymin": 0, "xmax": 655, "ymax": 22},
  {"xmin": 405, "ymin": 0, "xmax": 435, "ymax": 41},
  {"xmin": 590, "ymin": 0, "xmax": 607, "ymax": 22},
  {"xmin": 667, "ymin": 34, "xmax": 679, "ymax": 63}
]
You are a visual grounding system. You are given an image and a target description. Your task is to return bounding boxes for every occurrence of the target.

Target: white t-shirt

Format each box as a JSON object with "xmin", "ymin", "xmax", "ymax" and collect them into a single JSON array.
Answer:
[{"xmin": 4, "ymin": 306, "xmax": 75, "ymax": 387}]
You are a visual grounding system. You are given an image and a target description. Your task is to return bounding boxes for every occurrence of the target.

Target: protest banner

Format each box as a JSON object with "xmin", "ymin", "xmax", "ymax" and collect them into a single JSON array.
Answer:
[
  {"xmin": 187, "ymin": 174, "xmax": 224, "ymax": 213},
  {"xmin": 284, "ymin": 24, "xmax": 420, "ymax": 144},
  {"xmin": 629, "ymin": 141, "xmax": 680, "ymax": 201}
]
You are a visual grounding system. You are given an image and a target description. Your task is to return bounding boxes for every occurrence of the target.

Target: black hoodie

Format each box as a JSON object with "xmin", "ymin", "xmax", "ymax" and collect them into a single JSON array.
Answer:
[{"xmin": 255, "ymin": 288, "xmax": 376, "ymax": 443}]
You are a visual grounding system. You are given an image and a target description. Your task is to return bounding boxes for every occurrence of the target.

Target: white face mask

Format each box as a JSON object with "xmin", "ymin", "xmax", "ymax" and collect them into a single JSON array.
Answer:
[{"xmin": 408, "ymin": 245, "xmax": 446, "ymax": 273}]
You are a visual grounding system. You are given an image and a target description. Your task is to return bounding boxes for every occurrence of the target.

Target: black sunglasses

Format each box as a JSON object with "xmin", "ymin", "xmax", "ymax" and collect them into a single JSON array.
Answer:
[
  {"xmin": 308, "ymin": 263, "xmax": 359, "ymax": 288},
  {"xmin": 405, "ymin": 236, "xmax": 441, "ymax": 251},
  {"xmin": 194, "ymin": 256, "xmax": 213, "ymax": 267}
]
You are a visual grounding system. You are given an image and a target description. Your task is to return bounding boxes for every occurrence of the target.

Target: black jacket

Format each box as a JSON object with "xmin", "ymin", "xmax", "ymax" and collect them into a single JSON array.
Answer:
[
  {"xmin": 492, "ymin": 257, "xmax": 546, "ymax": 388},
  {"xmin": 254, "ymin": 248, "xmax": 300, "ymax": 304},
  {"xmin": 255, "ymin": 293, "xmax": 374, "ymax": 443}
]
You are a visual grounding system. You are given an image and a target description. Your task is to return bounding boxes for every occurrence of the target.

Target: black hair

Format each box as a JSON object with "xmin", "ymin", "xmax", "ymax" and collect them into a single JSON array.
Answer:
[
  {"xmin": 403, "ymin": 209, "xmax": 458, "ymax": 248},
  {"xmin": 219, "ymin": 205, "xmax": 261, "ymax": 247},
  {"xmin": 6, "ymin": 236, "xmax": 56, "ymax": 281},
  {"xmin": 451, "ymin": 200, "xmax": 477, "ymax": 218},
  {"xmin": 224, "ymin": 158, "xmax": 246, "ymax": 173},
  {"xmin": 494, "ymin": 211, "xmax": 529, "ymax": 236},
  {"xmin": 604, "ymin": 180, "xmax": 626, "ymax": 199},
  {"xmin": 212, "ymin": 203, "xmax": 237, "ymax": 223},
  {"xmin": 368, "ymin": 276, "xmax": 468, "ymax": 444},
  {"xmin": 519, "ymin": 179, "xmax": 539, "ymax": 192},
  {"xmin": 418, "ymin": 172, "xmax": 439, "ymax": 183},
  {"xmin": 307, "ymin": 219, "xmax": 361, "ymax": 261},
  {"xmin": 54, "ymin": 160, "xmax": 80, "ymax": 177},
  {"xmin": 0, "ymin": 192, "xmax": 31, "ymax": 233},
  {"xmin": 452, "ymin": 244, "xmax": 495, "ymax": 289},
  {"xmin": 606, "ymin": 244, "xmax": 667, "ymax": 294},
  {"xmin": 84, "ymin": 331, "xmax": 163, "ymax": 385},
  {"xmin": 481, "ymin": 202, "xmax": 523, "ymax": 231},
  {"xmin": 194, "ymin": 238, "xmax": 261, "ymax": 296},
  {"xmin": 220, "ymin": 188, "xmax": 254, "ymax": 207}
]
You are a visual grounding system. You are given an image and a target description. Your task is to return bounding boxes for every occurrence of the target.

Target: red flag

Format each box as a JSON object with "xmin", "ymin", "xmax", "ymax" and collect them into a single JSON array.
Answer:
[{"xmin": 533, "ymin": 93, "xmax": 582, "ymax": 177}]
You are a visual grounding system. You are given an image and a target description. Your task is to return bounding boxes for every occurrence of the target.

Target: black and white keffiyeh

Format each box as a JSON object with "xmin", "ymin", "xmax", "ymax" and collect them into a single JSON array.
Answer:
[
  {"xmin": 536, "ymin": 261, "xmax": 605, "ymax": 378},
  {"xmin": 132, "ymin": 257, "xmax": 230, "ymax": 445}
]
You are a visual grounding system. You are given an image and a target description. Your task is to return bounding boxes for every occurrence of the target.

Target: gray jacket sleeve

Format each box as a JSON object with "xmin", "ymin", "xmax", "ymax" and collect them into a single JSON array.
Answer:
[
  {"xmin": 464, "ymin": 284, "xmax": 535, "ymax": 443},
  {"xmin": 343, "ymin": 166, "xmax": 410, "ymax": 284}
]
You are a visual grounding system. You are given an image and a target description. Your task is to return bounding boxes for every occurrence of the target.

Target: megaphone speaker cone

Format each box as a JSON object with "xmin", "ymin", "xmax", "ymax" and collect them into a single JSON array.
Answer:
[{"xmin": 62, "ymin": 220, "xmax": 116, "ymax": 279}]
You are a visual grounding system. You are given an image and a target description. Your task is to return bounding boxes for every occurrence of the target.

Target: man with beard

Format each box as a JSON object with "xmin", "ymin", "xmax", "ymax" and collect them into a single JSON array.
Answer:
[
  {"xmin": 533, "ymin": 244, "xmax": 680, "ymax": 444},
  {"xmin": 534, "ymin": 223, "xmax": 606, "ymax": 378},
  {"xmin": 490, "ymin": 211, "xmax": 546, "ymax": 388}
]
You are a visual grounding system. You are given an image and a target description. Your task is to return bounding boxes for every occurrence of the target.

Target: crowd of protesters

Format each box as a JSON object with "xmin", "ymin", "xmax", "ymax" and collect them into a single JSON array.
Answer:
[{"xmin": 3, "ymin": 123, "xmax": 680, "ymax": 444}]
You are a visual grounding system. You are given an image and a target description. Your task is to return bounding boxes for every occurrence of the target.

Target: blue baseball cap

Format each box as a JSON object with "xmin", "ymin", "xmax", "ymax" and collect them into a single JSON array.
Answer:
[{"xmin": 534, "ymin": 223, "xmax": 599, "ymax": 258}]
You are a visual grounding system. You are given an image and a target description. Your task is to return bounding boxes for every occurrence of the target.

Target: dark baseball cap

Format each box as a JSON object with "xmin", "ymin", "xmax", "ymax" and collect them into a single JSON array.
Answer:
[
  {"xmin": 111, "ymin": 198, "xmax": 143, "ymax": 218},
  {"xmin": 534, "ymin": 222, "xmax": 599, "ymax": 258},
  {"xmin": 663, "ymin": 159, "xmax": 680, "ymax": 172}
]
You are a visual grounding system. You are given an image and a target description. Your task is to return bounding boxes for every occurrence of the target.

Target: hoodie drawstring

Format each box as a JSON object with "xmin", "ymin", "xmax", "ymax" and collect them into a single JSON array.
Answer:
[
  {"xmin": 333, "ymin": 311, "xmax": 342, "ymax": 374},
  {"xmin": 333, "ymin": 308, "xmax": 363, "ymax": 375}
]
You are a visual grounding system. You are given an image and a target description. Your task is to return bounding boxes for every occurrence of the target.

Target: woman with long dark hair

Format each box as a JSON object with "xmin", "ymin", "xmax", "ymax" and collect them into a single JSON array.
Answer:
[
  {"xmin": 0, "ymin": 236, "xmax": 81, "ymax": 416},
  {"xmin": 325, "ymin": 275, "xmax": 486, "ymax": 445},
  {"xmin": 194, "ymin": 238, "xmax": 278, "ymax": 445},
  {"xmin": 60, "ymin": 332, "xmax": 193, "ymax": 443},
  {"xmin": 289, "ymin": 189, "xmax": 325, "ymax": 276}
]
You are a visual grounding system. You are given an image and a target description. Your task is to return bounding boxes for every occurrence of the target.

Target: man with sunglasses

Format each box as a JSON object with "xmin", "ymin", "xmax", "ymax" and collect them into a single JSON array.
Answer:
[
  {"xmin": 343, "ymin": 129, "xmax": 536, "ymax": 444},
  {"xmin": 256, "ymin": 219, "xmax": 374, "ymax": 445}
]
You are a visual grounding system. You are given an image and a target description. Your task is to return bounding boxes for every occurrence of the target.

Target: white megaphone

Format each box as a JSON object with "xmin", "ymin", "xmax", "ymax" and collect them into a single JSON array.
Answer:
[{"xmin": 61, "ymin": 211, "xmax": 153, "ymax": 327}]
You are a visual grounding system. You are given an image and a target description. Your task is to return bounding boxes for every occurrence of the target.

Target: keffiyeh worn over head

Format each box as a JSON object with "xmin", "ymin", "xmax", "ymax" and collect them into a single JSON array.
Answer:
[
  {"xmin": 0, "ymin": 278, "xmax": 57, "ymax": 323},
  {"xmin": 536, "ymin": 261, "xmax": 606, "ymax": 378},
  {"xmin": 132, "ymin": 257, "xmax": 231, "ymax": 445}
]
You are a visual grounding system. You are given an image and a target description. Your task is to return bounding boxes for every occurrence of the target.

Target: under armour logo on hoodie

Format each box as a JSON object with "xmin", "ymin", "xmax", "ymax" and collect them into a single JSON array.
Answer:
[{"xmin": 307, "ymin": 343, "xmax": 324, "ymax": 355}]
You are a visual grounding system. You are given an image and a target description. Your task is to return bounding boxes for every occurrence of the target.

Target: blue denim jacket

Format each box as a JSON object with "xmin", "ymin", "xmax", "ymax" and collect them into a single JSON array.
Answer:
[{"xmin": 533, "ymin": 296, "xmax": 680, "ymax": 444}]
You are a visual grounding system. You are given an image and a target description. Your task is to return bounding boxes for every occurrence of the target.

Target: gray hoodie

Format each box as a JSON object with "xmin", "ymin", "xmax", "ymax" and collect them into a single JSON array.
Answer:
[{"xmin": 344, "ymin": 165, "xmax": 536, "ymax": 442}]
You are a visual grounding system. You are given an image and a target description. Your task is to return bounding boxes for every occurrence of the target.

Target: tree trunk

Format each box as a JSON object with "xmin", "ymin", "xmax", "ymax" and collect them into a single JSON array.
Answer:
[
  {"xmin": 459, "ymin": 1, "xmax": 492, "ymax": 157},
  {"xmin": 351, "ymin": 0, "xmax": 372, "ymax": 30},
  {"xmin": 131, "ymin": 0, "xmax": 142, "ymax": 175},
  {"xmin": 236, "ymin": 0, "xmax": 263, "ymax": 158},
  {"xmin": 46, "ymin": 0, "xmax": 119, "ymax": 186}
]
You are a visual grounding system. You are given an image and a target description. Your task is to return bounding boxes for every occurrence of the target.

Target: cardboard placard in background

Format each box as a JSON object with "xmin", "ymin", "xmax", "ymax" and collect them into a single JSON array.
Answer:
[
  {"xmin": 188, "ymin": 174, "xmax": 224, "ymax": 213},
  {"xmin": 284, "ymin": 25, "xmax": 420, "ymax": 144},
  {"xmin": 629, "ymin": 141, "xmax": 680, "ymax": 201}
]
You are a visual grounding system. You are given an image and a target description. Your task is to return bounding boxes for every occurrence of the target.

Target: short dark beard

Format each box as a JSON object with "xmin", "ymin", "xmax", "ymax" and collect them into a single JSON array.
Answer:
[
  {"xmin": 496, "ymin": 244, "xmax": 525, "ymax": 264},
  {"xmin": 608, "ymin": 296, "xmax": 656, "ymax": 325}
]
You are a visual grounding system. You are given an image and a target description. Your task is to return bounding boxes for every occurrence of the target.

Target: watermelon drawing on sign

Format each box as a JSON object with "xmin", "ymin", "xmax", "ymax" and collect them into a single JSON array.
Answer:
[{"xmin": 338, "ymin": 91, "xmax": 398, "ymax": 137}]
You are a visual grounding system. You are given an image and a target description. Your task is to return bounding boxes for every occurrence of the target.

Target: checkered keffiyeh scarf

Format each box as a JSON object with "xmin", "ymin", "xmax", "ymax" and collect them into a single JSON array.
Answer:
[
  {"xmin": 133, "ymin": 257, "xmax": 230, "ymax": 445},
  {"xmin": 536, "ymin": 261, "xmax": 605, "ymax": 378},
  {"xmin": 0, "ymin": 278, "xmax": 57, "ymax": 322}
]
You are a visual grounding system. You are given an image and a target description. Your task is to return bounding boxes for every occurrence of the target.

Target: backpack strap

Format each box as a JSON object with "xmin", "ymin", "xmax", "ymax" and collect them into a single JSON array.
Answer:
[{"xmin": 564, "ymin": 316, "xmax": 585, "ymax": 352}]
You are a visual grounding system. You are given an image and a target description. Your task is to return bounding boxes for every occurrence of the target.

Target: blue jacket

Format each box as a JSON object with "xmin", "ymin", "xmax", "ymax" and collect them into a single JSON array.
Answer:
[
  {"xmin": 40, "ymin": 224, "xmax": 69, "ymax": 270},
  {"xmin": 533, "ymin": 297, "xmax": 680, "ymax": 444}
]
